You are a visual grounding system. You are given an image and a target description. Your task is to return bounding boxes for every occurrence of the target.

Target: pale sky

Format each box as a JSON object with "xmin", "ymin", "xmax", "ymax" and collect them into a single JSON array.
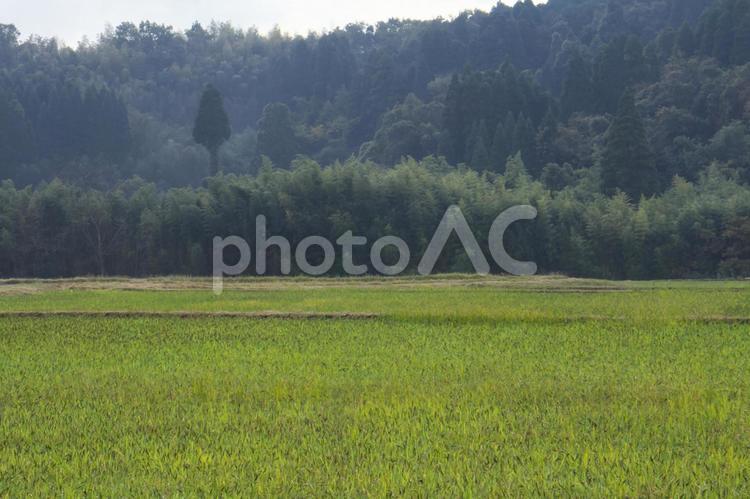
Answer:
[{"xmin": 4, "ymin": 0, "xmax": 528, "ymax": 46}]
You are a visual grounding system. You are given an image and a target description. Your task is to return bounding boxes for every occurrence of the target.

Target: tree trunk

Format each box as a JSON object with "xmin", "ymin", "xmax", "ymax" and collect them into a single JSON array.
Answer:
[{"xmin": 210, "ymin": 148, "xmax": 220, "ymax": 176}]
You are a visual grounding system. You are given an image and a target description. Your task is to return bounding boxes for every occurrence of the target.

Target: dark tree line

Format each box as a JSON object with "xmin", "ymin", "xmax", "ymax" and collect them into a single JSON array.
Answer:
[
  {"xmin": 0, "ymin": 0, "xmax": 733, "ymax": 184},
  {"xmin": 2, "ymin": 157, "xmax": 750, "ymax": 279}
]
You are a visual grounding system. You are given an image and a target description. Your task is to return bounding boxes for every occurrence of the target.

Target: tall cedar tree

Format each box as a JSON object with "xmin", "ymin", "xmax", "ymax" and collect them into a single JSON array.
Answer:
[
  {"xmin": 193, "ymin": 85, "xmax": 231, "ymax": 175},
  {"xmin": 256, "ymin": 102, "xmax": 297, "ymax": 168},
  {"xmin": 560, "ymin": 52, "xmax": 593, "ymax": 118},
  {"xmin": 490, "ymin": 121, "xmax": 507, "ymax": 172},
  {"xmin": 601, "ymin": 89, "xmax": 657, "ymax": 199},
  {"xmin": 513, "ymin": 114, "xmax": 539, "ymax": 176},
  {"xmin": 470, "ymin": 130, "xmax": 490, "ymax": 171},
  {"xmin": 675, "ymin": 23, "xmax": 696, "ymax": 57},
  {"xmin": 593, "ymin": 36, "xmax": 647, "ymax": 113},
  {"xmin": 0, "ymin": 89, "xmax": 34, "ymax": 178}
]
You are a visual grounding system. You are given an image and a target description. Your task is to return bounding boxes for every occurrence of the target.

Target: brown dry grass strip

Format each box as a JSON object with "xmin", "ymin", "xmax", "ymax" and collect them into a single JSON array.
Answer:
[
  {"xmin": 687, "ymin": 316, "xmax": 750, "ymax": 324},
  {"xmin": 2, "ymin": 312, "xmax": 750, "ymax": 324},
  {"xmin": 0, "ymin": 311, "xmax": 380, "ymax": 320},
  {"xmin": 0, "ymin": 275, "xmax": 633, "ymax": 293}
]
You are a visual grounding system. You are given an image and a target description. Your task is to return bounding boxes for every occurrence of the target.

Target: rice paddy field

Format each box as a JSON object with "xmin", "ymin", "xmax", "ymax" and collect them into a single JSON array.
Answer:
[{"xmin": 1, "ymin": 275, "xmax": 749, "ymax": 495}]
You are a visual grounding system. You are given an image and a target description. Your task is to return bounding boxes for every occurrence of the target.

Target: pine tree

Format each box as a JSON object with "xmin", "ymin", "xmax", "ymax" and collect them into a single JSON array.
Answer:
[
  {"xmin": 731, "ymin": 11, "xmax": 750, "ymax": 65},
  {"xmin": 593, "ymin": 36, "xmax": 646, "ymax": 113},
  {"xmin": 536, "ymin": 109, "xmax": 558, "ymax": 168},
  {"xmin": 561, "ymin": 52, "xmax": 593, "ymax": 119},
  {"xmin": 443, "ymin": 73, "xmax": 465, "ymax": 164},
  {"xmin": 601, "ymin": 89, "xmax": 657, "ymax": 199},
  {"xmin": 467, "ymin": 120, "xmax": 490, "ymax": 170},
  {"xmin": 513, "ymin": 114, "xmax": 539, "ymax": 176},
  {"xmin": 470, "ymin": 137, "xmax": 490, "ymax": 171},
  {"xmin": 712, "ymin": 9, "xmax": 734, "ymax": 64},
  {"xmin": 668, "ymin": 0, "xmax": 712, "ymax": 26},
  {"xmin": 624, "ymin": 37, "xmax": 647, "ymax": 82},
  {"xmin": 0, "ymin": 88, "xmax": 34, "ymax": 179},
  {"xmin": 256, "ymin": 102, "xmax": 297, "ymax": 169},
  {"xmin": 503, "ymin": 112, "xmax": 517, "ymax": 154},
  {"xmin": 82, "ymin": 86, "xmax": 130, "ymax": 160},
  {"xmin": 193, "ymin": 84, "xmax": 231, "ymax": 176},
  {"xmin": 490, "ymin": 121, "xmax": 507, "ymax": 172},
  {"xmin": 464, "ymin": 121, "xmax": 479, "ymax": 162},
  {"xmin": 675, "ymin": 22, "xmax": 696, "ymax": 57},
  {"xmin": 599, "ymin": 0, "xmax": 626, "ymax": 41}
]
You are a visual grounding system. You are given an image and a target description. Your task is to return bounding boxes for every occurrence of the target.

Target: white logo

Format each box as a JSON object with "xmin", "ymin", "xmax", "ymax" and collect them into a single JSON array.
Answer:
[{"xmin": 213, "ymin": 205, "xmax": 537, "ymax": 294}]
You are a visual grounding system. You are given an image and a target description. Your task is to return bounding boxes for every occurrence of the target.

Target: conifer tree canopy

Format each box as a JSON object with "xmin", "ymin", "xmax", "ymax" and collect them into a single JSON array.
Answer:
[
  {"xmin": 256, "ymin": 102, "xmax": 297, "ymax": 169},
  {"xmin": 601, "ymin": 89, "xmax": 657, "ymax": 199},
  {"xmin": 193, "ymin": 84, "xmax": 231, "ymax": 176}
]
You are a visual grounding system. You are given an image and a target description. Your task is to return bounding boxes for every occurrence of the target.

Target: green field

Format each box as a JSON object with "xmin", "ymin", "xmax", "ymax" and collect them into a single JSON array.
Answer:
[{"xmin": 1, "ymin": 276, "xmax": 749, "ymax": 495}]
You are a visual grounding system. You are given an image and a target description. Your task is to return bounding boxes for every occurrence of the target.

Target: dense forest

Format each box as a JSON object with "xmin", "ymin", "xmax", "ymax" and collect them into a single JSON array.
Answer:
[{"xmin": 1, "ymin": 0, "xmax": 750, "ymax": 278}]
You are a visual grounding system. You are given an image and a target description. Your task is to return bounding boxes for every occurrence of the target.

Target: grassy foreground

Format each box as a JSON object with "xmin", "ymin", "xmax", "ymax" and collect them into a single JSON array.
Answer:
[{"xmin": 0, "ymin": 276, "xmax": 749, "ymax": 495}]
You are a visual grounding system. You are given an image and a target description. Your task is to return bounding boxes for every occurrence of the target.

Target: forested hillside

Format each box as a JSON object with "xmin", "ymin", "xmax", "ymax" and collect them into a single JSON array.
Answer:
[{"xmin": 2, "ymin": 0, "xmax": 750, "ymax": 278}]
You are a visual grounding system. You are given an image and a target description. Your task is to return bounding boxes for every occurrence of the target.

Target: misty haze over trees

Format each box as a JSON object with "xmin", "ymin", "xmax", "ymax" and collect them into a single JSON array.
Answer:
[{"xmin": 1, "ymin": 0, "xmax": 750, "ymax": 278}]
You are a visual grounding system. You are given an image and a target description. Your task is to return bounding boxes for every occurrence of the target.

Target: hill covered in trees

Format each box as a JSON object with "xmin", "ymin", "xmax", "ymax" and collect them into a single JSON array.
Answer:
[{"xmin": 1, "ymin": 0, "xmax": 750, "ymax": 278}]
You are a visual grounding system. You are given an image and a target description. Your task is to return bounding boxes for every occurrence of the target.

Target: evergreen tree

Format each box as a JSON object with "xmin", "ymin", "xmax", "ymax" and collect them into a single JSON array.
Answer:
[
  {"xmin": 561, "ymin": 52, "xmax": 593, "ymax": 119},
  {"xmin": 464, "ymin": 121, "xmax": 479, "ymax": 162},
  {"xmin": 0, "ymin": 88, "xmax": 34, "ymax": 179},
  {"xmin": 256, "ymin": 102, "xmax": 297, "ymax": 169},
  {"xmin": 593, "ymin": 36, "xmax": 646, "ymax": 113},
  {"xmin": 624, "ymin": 37, "xmax": 648, "ymax": 82},
  {"xmin": 513, "ymin": 114, "xmax": 539, "ymax": 176},
  {"xmin": 443, "ymin": 73, "xmax": 465, "ymax": 164},
  {"xmin": 669, "ymin": 0, "xmax": 714, "ymax": 26},
  {"xmin": 675, "ymin": 23, "xmax": 696, "ymax": 57},
  {"xmin": 470, "ymin": 134, "xmax": 490, "ymax": 171},
  {"xmin": 83, "ymin": 86, "xmax": 130, "ymax": 159},
  {"xmin": 731, "ymin": 10, "xmax": 750, "ymax": 65},
  {"xmin": 192, "ymin": 85, "xmax": 231, "ymax": 176},
  {"xmin": 536, "ymin": 110, "xmax": 558, "ymax": 168},
  {"xmin": 712, "ymin": 8, "xmax": 734, "ymax": 64},
  {"xmin": 503, "ymin": 112, "xmax": 517, "ymax": 154},
  {"xmin": 490, "ymin": 121, "xmax": 508, "ymax": 172},
  {"xmin": 599, "ymin": 0, "xmax": 627, "ymax": 41},
  {"xmin": 465, "ymin": 120, "xmax": 490, "ymax": 170},
  {"xmin": 601, "ymin": 89, "xmax": 657, "ymax": 199}
]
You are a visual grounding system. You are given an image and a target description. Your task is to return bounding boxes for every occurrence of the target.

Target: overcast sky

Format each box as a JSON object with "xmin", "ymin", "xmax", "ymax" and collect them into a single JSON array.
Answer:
[{"xmin": 4, "ymin": 0, "xmax": 529, "ymax": 46}]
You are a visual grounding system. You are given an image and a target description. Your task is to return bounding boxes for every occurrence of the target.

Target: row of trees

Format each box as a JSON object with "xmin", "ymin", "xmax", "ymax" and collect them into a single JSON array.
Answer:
[
  {"xmin": 2, "ymin": 157, "xmax": 750, "ymax": 279},
  {"xmin": 1, "ymin": 0, "xmax": 742, "ymax": 189},
  {"xmin": 1, "ymin": 0, "xmax": 750, "ymax": 279}
]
